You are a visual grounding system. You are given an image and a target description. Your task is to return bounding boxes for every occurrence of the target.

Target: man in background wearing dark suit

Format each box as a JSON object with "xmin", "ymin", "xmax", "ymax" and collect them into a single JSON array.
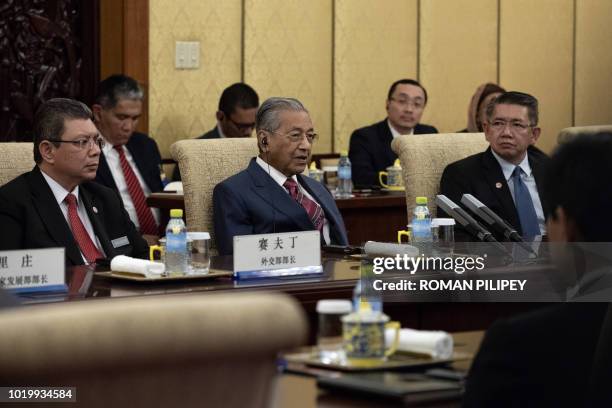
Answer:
[
  {"xmin": 349, "ymin": 79, "xmax": 438, "ymax": 188},
  {"xmin": 172, "ymin": 82, "xmax": 259, "ymax": 181},
  {"xmin": 0, "ymin": 98, "xmax": 148, "ymax": 266},
  {"xmin": 213, "ymin": 97, "xmax": 348, "ymax": 255},
  {"xmin": 463, "ymin": 133, "xmax": 612, "ymax": 407},
  {"xmin": 439, "ymin": 91, "xmax": 549, "ymax": 241},
  {"xmin": 92, "ymin": 75, "xmax": 163, "ymax": 237}
]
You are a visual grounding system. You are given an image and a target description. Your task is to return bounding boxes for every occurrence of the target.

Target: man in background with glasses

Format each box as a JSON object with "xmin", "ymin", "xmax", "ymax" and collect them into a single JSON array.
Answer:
[
  {"xmin": 93, "ymin": 75, "xmax": 163, "ymax": 238},
  {"xmin": 213, "ymin": 97, "xmax": 348, "ymax": 255},
  {"xmin": 172, "ymin": 82, "xmax": 259, "ymax": 181},
  {"xmin": 349, "ymin": 78, "xmax": 438, "ymax": 188},
  {"xmin": 439, "ymin": 91, "xmax": 549, "ymax": 241},
  {"xmin": 0, "ymin": 98, "xmax": 149, "ymax": 266}
]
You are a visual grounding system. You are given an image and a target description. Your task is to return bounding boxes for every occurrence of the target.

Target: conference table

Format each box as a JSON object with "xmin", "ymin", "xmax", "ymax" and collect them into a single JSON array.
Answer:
[
  {"xmin": 22, "ymin": 250, "xmax": 552, "ymax": 340},
  {"xmin": 146, "ymin": 191, "xmax": 408, "ymax": 245}
]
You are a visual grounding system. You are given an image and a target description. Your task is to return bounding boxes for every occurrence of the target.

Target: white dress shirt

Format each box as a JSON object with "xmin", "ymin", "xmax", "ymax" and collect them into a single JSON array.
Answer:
[
  {"xmin": 388, "ymin": 120, "xmax": 415, "ymax": 138},
  {"xmin": 256, "ymin": 156, "xmax": 331, "ymax": 244},
  {"xmin": 101, "ymin": 139, "xmax": 161, "ymax": 229},
  {"xmin": 491, "ymin": 149, "xmax": 546, "ymax": 236},
  {"xmin": 40, "ymin": 169, "xmax": 106, "ymax": 263}
]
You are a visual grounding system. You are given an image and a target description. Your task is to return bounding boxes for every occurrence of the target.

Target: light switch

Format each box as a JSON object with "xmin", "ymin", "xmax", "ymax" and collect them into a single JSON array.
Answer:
[{"xmin": 175, "ymin": 41, "xmax": 200, "ymax": 70}]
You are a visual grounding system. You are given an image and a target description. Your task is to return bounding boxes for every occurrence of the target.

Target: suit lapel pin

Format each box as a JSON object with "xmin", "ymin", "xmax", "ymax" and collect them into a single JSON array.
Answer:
[
  {"xmin": 92, "ymin": 206, "xmax": 98, "ymax": 214},
  {"xmin": 495, "ymin": 182, "xmax": 503, "ymax": 189}
]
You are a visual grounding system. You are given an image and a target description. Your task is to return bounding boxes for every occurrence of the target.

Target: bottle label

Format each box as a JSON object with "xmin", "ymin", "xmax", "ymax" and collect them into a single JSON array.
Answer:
[
  {"xmin": 338, "ymin": 167, "xmax": 351, "ymax": 179},
  {"xmin": 166, "ymin": 232, "xmax": 186, "ymax": 252}
]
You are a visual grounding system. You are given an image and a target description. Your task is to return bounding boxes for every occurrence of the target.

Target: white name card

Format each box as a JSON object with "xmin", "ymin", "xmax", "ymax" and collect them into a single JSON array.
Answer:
[
  {"xmin": 0, "ymin": 248, "xmax": 66, "ymax": 292},
  {"xmin": 233, "ymin": 231, "xmax": 322, "ymax": 279}
]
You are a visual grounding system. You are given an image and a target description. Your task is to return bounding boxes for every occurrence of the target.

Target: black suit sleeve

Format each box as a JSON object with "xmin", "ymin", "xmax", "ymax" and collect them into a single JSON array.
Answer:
[
  {"xmin": 349, "ymin": 130, "xmax": 377, "ymax": 188},
  {"xmin": 212, "ymin": 183, "xmax": 254, "ymax": 256},
  {"xmin": 0, "ymin": 189, "xmax": 25, "ymax": 250}
]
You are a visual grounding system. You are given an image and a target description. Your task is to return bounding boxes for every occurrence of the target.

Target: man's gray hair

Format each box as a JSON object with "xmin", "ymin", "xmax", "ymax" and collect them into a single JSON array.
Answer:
[{"xmin": 255, "ymin": 97, "xmax": 308, "ymax": 132}]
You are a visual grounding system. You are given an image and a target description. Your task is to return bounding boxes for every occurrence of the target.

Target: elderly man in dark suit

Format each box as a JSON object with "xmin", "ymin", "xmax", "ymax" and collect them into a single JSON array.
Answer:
[
  {"xmin": 172, "ymin": 82, "xmax": 259, "ymax": 181},
  {"xmin": 439, "ymin": 91, "xmax": 549, "ymax": 241},
  {"xmin": 92, "ymin": 74, "xmax": 163, "ymax": 237},
  {"xmin": 349, "ymin": 79, "xmax": 438, "ymax": 188},
  {"xmin": 213, "ymin": 97, "xmax": 348, "ymax": 255},
  {"xmin": 0, "ymin": 98, "xmax": 148, "ymax": 266}
]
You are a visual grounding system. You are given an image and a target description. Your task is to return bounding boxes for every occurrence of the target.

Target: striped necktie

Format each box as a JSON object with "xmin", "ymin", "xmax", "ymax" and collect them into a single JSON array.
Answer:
[
  {"xmin": 64, "ymin": 193, "xmax": 102, "ymax": 264},
  {"xmin": 512, "ymin": 166, "xmax": 540, "ymax": 238},
  {"xmin": 113, "ymin": 145, "xmax": 158, "ymax": 235},
  {"xmin": 283, "ymin": 178, "xmax": 324, "ymax": 231}
]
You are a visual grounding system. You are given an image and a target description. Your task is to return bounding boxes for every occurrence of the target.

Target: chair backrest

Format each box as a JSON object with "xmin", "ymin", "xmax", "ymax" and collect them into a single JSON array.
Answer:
[
  {"xmin": 0, "ymin": 291, "xmax": 307, "ymax": 408},
  {"xmin": 170, "ymin": 138, "xmax": 259, "ymax": 249},
  {"xmin": 558, "ymin": 125, "xmax": 612, "ymax": 144},
  {"xmin": 0, "ymin": 142, "xmax": 35, "ymax": 186},
  {"xmin": 391, "ymin": 133, "xmax": 489, "ymax": 217}
]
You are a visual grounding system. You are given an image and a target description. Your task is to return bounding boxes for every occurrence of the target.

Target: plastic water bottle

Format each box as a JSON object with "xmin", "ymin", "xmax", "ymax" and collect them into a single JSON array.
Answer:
[
  {"xmin": 165, "ymin": 209, "xmax": 189, "ymax": 276},
  {"xmin": 336, "ymin": 150, "xmax": 353, "ymax": 198},
  {"xmin": 352, "ymin": 267, "xmax": 382, "ymax": 313},
  {"xmin": 411, "ymin": 196, "xmax": 433, "ymax": 242}
]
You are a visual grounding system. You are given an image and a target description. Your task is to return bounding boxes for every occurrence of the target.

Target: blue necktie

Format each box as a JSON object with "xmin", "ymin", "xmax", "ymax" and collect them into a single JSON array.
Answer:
[{"xmin": 512, "ymin": 166, "xmax": 540, "ymax": 238}]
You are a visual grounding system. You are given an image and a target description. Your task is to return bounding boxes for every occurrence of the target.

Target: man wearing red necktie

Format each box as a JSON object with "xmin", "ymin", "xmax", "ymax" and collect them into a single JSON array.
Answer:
[
  {"xmin": 92, "ymin": 75, "xmax": 164, "ymax": 239},
  {"xmin": 0, "ymin": 98, "xmax": 149, "ymax": 266},
  {"xmin": 213, "ymin": 97, "xmax": 348, "ymax": 256}
]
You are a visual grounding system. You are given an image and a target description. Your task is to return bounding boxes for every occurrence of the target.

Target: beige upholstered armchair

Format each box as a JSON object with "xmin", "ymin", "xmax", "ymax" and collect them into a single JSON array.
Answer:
[
  {"xmin": 0, "ymin": 142, "xmax": 35, "ymax": 186},
  {"xmin": 558, "ymin": 125, "xmax": 612, "ymax": 144},
  {"xmin": 0, "ymin": 292, "xmax": 307, "ymax": 408},
  {"xmin": 170, "ymin": 138, "xmax": 259, "ymax": 250},
  {"xmin": 391, "ymin": 133, "xmax": 489, "ymax": 217}
]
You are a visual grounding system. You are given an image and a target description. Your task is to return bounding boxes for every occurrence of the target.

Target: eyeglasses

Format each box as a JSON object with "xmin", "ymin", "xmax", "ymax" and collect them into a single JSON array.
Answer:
[
  {"xmin": 489, "ymin": 120, "xmax": 533, "ymax": 133},
  {"xmin": 227, "ymin": 117, "xmax": 255, "ymax": 132},
  {"xmin": 389, "ymin": 97, "xmax": 425, "ymax": 110},
  {"xmin": 265, "ymin": 129, "xmax": 319, "ymax": 144},
  {"xmin": 54, "ymin": 136, "xmax": 105, "ymax": 150}
]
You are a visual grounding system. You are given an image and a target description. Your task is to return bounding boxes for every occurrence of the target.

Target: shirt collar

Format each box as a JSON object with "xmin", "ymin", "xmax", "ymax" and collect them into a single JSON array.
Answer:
[
  {"xmin": 387, "ymin": 119, "xmax": 414, "ymax": 138},
  {"xmin": 216, "ymin": 122, "xmax": 226, "ymax": 138},
  {"xmin": 255, "ymin": 156, "xmax": 298, "ymax": 188},
  {"xmin": 490, "ymin": 149, "xmax": 532, "ymax": 181},
  {"xmin": 39, "ymin": 167, "xmax": 80, "ymax": 206}
]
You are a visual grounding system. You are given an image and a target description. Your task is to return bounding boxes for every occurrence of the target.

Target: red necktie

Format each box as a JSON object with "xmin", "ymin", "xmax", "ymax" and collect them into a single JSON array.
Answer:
[
  {"xmin": 64, "ymin": 194, "xmax": 102, "ymax": 264},
  {"xmin": 283, "ymin": 178, "xmax": 324, "ymax": 231},
  {"xmin": 113, "ymin": 145, "xmax": 158, "ymax": 235}
]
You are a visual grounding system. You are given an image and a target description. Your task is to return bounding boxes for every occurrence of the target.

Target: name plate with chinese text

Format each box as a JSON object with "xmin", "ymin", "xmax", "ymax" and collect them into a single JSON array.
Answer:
[
  {"xmin": 233, "ymin": 231, "xmax": 322, "ymax": 280},
  {"xmin": 0, "ymin": 248, "xmax": 66, "ymax": 292}
]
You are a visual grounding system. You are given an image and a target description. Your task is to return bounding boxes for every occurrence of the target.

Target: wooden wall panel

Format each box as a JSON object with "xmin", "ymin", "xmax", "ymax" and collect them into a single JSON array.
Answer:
[
  {"xmin": 420, "ymin": 0, "xmax": 498, "ymax": 133},
  {"xmin": 243, "ymin": 0, "xmax": 333, "ymax": 154},
  {"xmin": 334, "ymin": 0, "xmax": 418, "ymax": 152},
  {"xmin": 500, "ymin": 0, "xmax": 573, "ymax": 153},
  {"xmin": 575, "ymin": 0, "xmax": 612, "ymax": 127}
]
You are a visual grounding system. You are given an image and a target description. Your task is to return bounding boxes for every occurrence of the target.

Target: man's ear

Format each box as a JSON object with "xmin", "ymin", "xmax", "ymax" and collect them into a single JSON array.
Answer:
[
  {"xmin": 38, "ymin": 141, "xmax": 56, "ymax": 164},
  {"xmin": 531, "ymin": 126, "xmax": 541, "ymax": 144},
  {"xmin": 554, "ymin": 207, "xmax": 579, "ymax": 242},
  {"xmin": 92, "ymin": 104, "xmax": 103, "ymax": 123},
  {"xmin": 216, "ymin": 111, "xmax": 224, "ymax": 122}
]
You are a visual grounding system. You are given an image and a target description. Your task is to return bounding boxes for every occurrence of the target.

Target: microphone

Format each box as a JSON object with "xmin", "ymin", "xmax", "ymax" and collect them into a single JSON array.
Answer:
[
  {"xmin": 435, "ymin": 194, "xmax": 509, "ymax": 255},
  {"xmin": 461, "ymin": 194, "xmax": 538, "ymax": 256}
]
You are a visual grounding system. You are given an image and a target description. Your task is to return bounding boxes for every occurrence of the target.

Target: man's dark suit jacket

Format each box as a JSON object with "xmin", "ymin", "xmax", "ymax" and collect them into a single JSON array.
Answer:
[
  {"xmin": 213, "ymin": 158, "xmax": 349, "ymax": 255},
  {"xmin": 438, "ymin": 146, "xmax": 549, "ymax": 241},
  {"xmin": 348, "ymin": 119, "xmax": 438, "ymax": 188},
  {"xmin": 96, "ymin": 132, "xmax": 164, "ymax": 194},
  {"xmin": 0, "ymin": 167, "xmax": 149, "ymax": 266},
  {"xmin": 463, "ymin": 303, "xmax": 608, "ymax": 407},
  {"xmin": 172, "ymin": 127, "xmax": 220, "ymax": 181}
]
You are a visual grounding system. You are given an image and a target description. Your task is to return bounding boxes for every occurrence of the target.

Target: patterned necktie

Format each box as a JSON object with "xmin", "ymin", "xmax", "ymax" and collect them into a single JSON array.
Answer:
[
  {"xmin": 283, "ymin": 178, "xmax": 324, "ymax": 231},
  {"xmin": 113, "ymin": 145, "xmax": 158, "ymax": 235},
  {"xmin": 64, "ymin": 194, "xmax": 102, "ymax": 264},
  {"xmin": 512, "ymin": 166, "xmax": 540, "ymax": 238}
]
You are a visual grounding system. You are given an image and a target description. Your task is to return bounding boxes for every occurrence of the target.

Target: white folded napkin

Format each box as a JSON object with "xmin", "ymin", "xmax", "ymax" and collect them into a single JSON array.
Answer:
[
  {"xmin": 110, "ymin": 255, "xmax": 165, "ymax": 278},
  {"xmin": 385, "ymin": 328, "xmax": 453, "ymax": 359},
  {"xmin": 364, "ymin": 241, "xmax": 419, "ymax": 257},
  {"xmin": 164, "ymin": 181, "xmax": 183, "ymax": 193}
]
